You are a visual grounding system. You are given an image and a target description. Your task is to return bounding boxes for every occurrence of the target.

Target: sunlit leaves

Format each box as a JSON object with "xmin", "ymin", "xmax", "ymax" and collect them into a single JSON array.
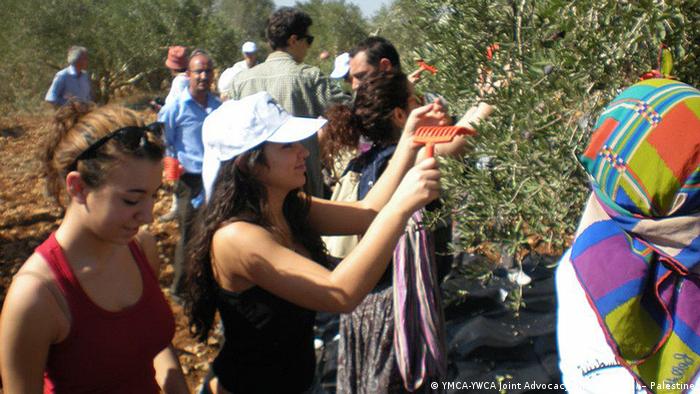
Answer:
[{"xmin": 376, "ymin": 0, "xmax": 700, "ymax": 260}]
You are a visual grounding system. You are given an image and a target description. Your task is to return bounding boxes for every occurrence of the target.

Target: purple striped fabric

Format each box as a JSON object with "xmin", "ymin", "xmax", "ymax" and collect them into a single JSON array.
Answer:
[
  {"xmin": 575, "ymin": 234, "xmax": 648, "ymax": 299},
  {"xmin": 393, "ymin": 210, "xmax": 447, "ymax": 391}
]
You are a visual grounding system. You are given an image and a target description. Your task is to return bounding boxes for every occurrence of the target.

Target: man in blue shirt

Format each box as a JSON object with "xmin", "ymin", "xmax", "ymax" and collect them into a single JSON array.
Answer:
[
  {"xmin": 45, "ymin": 46, "xmax": 92, "ymax": 107},
  {"xmin": 158, "ymin": 49, "xmax": 221, "ymax": 298}
]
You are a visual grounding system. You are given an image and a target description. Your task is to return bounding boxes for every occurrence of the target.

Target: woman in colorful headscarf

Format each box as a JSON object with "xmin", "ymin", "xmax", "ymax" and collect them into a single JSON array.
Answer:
[{"xmin": 557, "ymin": 78, "xmax": 700, "ymax": 393}]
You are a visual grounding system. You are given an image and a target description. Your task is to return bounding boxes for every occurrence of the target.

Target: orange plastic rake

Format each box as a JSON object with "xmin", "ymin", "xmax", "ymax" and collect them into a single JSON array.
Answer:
[
  {"xmin": 413, "ymin": 126, "xmax": 477, "ymax": 158},
  {"xmin": 414, "ymin": 102, "xmax": 494, "ymax": 157},
  {"xmin": 417, "ymin": 59, "xmax": 438, "ymax": 75}
]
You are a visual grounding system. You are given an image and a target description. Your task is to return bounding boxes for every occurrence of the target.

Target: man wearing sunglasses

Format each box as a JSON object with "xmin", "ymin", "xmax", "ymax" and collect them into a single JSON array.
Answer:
[
  {"xmin": 230, "ymin": 6, "xmax": 345, "ymax": 198},
  {"xmin": 158, "ymin": 50, "xmax": 221, "ymax": 300}
]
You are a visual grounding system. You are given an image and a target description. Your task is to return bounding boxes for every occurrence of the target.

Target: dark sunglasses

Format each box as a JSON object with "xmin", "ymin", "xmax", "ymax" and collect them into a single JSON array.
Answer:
[
  {"xmin": 70, "ymin": 122, "xmax": 163, "ymax": 169},
  {"xmin": 300, "ymin": 34, "xmax": 314, "ymax": 45}
]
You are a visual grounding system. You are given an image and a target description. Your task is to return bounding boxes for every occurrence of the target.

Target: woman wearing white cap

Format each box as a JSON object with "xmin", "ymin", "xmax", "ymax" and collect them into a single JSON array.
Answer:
[{"xmin": 184, "ymin": 91, "xmax": 444, "ymax": 394}]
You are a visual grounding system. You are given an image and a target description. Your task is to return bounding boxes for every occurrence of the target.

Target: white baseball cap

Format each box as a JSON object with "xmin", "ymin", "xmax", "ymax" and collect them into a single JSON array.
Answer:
[
  {"xmin": 202, "ymin": 91, "xmax": 327, "ymax": 200},
  {"xmin": 241, "ymin": 41, "xmax": 257, "ymax": 54},
  {"xmin": 330, "ymin": 52, "xmax": 350, "ymax": 79}
]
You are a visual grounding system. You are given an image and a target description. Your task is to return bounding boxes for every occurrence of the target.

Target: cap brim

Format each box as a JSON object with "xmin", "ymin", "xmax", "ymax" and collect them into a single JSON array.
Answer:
[
  {"xmin": 330, "ymin": 66, "xmax": 349, "ymax": 79},
  {"xmin": 268, "ymin": 116, "xmax": 327, "ymax": 144}
]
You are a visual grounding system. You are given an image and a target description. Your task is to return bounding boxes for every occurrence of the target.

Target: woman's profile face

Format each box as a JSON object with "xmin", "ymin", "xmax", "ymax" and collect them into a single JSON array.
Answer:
[
  {"xmin": 81, "ymin": 157, "xmax": 163, "ymax": 244},
  {"xmin": 257, "ymin": 142, "xmax": 310, "ymax": 193}
]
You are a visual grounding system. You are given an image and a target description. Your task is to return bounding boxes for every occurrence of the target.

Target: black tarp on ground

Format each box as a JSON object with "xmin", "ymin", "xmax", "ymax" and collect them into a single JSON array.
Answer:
[{"xmin": 314, "ymin": 254, "xmax": 563, "ymax": 393}]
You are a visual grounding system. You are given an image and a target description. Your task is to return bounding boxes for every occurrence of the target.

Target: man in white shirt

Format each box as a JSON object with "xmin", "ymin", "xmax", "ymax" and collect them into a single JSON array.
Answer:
[
  {"xmin": 45, "ymin": 46, "xmax": 92, "ymax": 107},
  {"xmin": 217, "ymin": 41, "xmax": 259, "ymax": 100}
]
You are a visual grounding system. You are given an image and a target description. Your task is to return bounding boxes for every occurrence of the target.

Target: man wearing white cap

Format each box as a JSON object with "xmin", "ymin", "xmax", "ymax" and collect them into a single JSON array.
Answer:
[
  {"xmin": 217, "ymin": 41, "xmax": 259, "ymax": 101},
  {"xmin": 330, "ymin": 52, "xmax": 351, "ymax": 84}
]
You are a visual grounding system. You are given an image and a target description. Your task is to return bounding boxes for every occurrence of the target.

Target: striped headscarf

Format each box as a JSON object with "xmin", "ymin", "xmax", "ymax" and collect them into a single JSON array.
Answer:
[{"xmin": 571, "ymin": 78, "xmax": 700, "ymax": 392}]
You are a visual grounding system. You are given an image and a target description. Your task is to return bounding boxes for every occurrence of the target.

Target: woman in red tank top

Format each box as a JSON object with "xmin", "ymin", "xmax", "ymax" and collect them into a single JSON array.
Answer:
[{"xmin": 0, "ymin": 102, "xmax": 190, "ymax": 393}]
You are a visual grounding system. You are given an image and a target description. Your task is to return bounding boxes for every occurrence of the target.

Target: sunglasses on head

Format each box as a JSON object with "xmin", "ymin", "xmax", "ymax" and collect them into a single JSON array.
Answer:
[{"xmin": 70, "ymin": 122, "xmax": 163, "ymax": 170}]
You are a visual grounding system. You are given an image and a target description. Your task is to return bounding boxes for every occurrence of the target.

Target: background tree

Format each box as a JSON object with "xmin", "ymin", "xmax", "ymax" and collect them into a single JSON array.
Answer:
[
  {"xmin": 370, "ymin": 0, "xmax": 426, "ymax": 63},
  {"xmin": 372, "ymin": 0, "xmax": 700, "ymax": 268},
  {"xmin": 1, "ymin": 0, "xmax": 239, "ymax": 110},
  {"xmin": 2, "ymin": 0, "xmax": 699, "ymax": 269},
  {"xmin": 215, "ymin": 0, "xmax": 275, "ymax": 47},
  {"xmin": 213, "ymin": 0, "xmax": 274, "ymax": 70},
  {"xmin": 0, "ymin": 0, "xmax": 373, "ymax": 111},
  {"xmin": 296, "ymin": 0, "xmax": 369, "ymax": 74}
]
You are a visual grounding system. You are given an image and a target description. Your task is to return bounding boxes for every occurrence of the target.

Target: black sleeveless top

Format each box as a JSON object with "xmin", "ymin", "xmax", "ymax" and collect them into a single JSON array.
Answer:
[{"xmin": 212, "ymin": 285, "xmax": 316, "ymax": 393}]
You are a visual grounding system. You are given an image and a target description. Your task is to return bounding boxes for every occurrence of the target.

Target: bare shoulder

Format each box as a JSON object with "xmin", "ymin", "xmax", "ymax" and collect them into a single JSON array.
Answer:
[
  {"xmin": 136, "ymin": 230, "xmax": 156, "ymax": 248},
  {"xmin": 13, "ymin": 252, "xmax": 56, "ymax": 293},
  {"xmin": 211, "ymin": 221, "xmax": 286, "ymax": 270},
  {"xmin": 17, "ymin": 251, "xmax": 53, "ymax": 276},
  {"xmin": 210, "ymin": 221, "xmax": 268, "ymax": 280},
  {"xmin": 135, "ymin": 230, "xmax": 157, "ymax": 254},
  {"xmin": 213, "ymin": 221, "xmax": 277, "ymax": 253},
  {"xmin": 135, "ymin": 229, "xmax": 159, "ymax": 274},
  {"xmin": 2, "ymin": 253, "xmax": 65, "ymax": 343}
]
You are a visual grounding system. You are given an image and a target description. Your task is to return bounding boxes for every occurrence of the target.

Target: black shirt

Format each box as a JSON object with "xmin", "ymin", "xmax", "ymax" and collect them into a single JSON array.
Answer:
[{"xmin": 213, "ymin": 285, "xmax": 316, "ymax": 393}]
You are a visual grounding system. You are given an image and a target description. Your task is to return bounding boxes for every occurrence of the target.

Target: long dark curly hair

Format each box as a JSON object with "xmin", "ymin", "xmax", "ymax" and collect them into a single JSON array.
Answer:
[
  {"xmin": 184, "ymin": 143, "xmax": 329, "ymax": 342},
  {"xmin": 320, "ymin": 70, "xmax": 410, "ymax": 171}
]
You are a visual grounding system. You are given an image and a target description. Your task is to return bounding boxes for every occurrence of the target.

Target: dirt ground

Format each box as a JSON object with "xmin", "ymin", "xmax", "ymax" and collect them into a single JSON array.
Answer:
[{"xmin": 0, "ymin": 111, "xmax": 217, "ymax": 391}]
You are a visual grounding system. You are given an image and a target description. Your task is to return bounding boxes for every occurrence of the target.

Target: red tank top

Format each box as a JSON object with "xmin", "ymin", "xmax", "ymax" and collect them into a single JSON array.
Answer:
[{"xmin": 37, "ymin": 233, "xmax": 175, "ymax": 394}]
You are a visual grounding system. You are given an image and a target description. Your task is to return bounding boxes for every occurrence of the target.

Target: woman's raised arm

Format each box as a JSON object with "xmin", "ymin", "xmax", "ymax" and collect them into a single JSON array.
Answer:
[
  {"xmin": 309, "ymin": 101, "xmax": 447, "ymax": 235},
  {"xmin": 215, "ymin": 158, "xmax": 440, "ymax": 313}
]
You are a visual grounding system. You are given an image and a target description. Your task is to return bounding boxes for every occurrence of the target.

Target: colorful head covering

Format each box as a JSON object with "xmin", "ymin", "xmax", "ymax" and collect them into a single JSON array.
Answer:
[{"xmin": 571, "ymin": 78, "xmax": 700, "ymax": 392}]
